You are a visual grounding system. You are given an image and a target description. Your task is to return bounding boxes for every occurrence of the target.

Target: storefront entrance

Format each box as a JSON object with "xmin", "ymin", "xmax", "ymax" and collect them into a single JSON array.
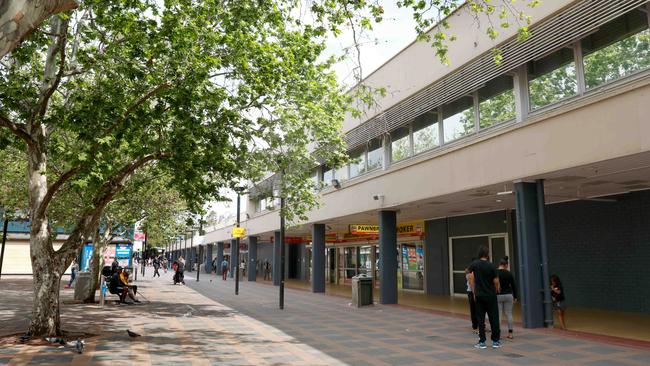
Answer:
[{"xmin": 449, "ymin": 234, "xmax": 508, "ymax": 295}]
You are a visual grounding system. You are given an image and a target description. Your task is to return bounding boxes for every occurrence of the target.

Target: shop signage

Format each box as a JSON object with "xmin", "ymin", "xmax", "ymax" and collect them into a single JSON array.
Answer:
[
  {"xmin": 232, "ymin": 227, "xmax": 246, "ymax": 238},
  {"xmin": 349, "ymin": 224, "xmax": 380, "ymax": 235},
  {"xmin": 349, "ymin": 222, "xmax": 423, "ymax": 236}
]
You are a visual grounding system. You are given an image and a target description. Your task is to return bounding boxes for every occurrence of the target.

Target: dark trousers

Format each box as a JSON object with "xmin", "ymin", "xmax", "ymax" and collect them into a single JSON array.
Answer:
[
  {"xmin": 467, "ymin": 291, "xmax": 478, "ymax": 330},
  {"xmin": 153, "ymin": 267, "xmax": 160, "ymax": 277},
  {"xmin": 222, "ymin": 268, "xmax": 228, "ymax": 280},
  {"xmin": 476, "ymin": 295, "xmax": 500, "ymax": 343}
]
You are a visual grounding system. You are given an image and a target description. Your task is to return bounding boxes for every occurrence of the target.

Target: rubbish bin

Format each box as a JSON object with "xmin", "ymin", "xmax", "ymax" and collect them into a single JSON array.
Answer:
[
  {"xmin": 73, "ymin": 272, "xmax": 92, "ymax": 301},
  {"xmin": 351, "ymin": 274, "xmax": 373, "ymax": 307}
]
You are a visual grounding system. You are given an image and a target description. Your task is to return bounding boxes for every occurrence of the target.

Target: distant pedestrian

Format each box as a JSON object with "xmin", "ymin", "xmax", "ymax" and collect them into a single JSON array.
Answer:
[
  {"xmin": 550, "ymin": 274, "xmax": 567, "ymax": 330},
  {"xmin": 465, "ymin": 261, "xmax": 478, "ymax": 333},
  {"xmin": 497, "ymin": 256, "xmax": 517, "ymax": 339},
  {"xmin": 221, "ymin": 259, "xmax": 229, "ymax": 280},
  {"xmin": 241, "ymin": 259, "xmax": 246, "ymax": 277},
  {"xmin": 153, "ymin": 257, "xmax": 161, "ymax": 278},
  {"xmin": 469, "ymin": 246, "xmax": 501, "ymax": 349},
  {"xmin": 263, "ymin": 260, "xmax": 271, "ymax": 280},
  {"xmin": 66, "ymin": 258, "xmax": 79, "ymax": 289}
]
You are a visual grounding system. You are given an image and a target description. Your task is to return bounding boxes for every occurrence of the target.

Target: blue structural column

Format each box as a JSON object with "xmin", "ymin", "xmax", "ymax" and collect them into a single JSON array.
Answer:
[
  {"xmin": 379, "ymin": 210, "xmax": 398, "ymax": 304},
  {"xmin": 311, "ymin": 224, "xmax": 326, "ymax": 293},
  {"xmin": 514, "ymin": 180, "xmax": 553, "ymax": 328},
  {"xmin": 216, "ymin": 242, "xmax": 224, "ymax": 276},
  {"xmin": 273, "ymin": 231, "xmax": 281, "ymax": 286},
  {"xmin": 230, "ymin": 239, "xmax": 238, "ymax": 278},
  {"xmin": 248, "ymin": 236, "xmax": 258, "ymax": 281},
  {"xmin": 205, "ymin": 244, "xmax": 213, "ymax": 273}
]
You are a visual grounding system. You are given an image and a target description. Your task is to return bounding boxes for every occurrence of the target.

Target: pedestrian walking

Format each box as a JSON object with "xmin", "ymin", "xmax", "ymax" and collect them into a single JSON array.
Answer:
[
  {"xmin": 465, "ymin": 261, "xmax": 478, "ymax": 333},
  {"xmin": 153, "ymin": 257, "xmax": 161, "ymax": 278},
  {"xmin": 241, "ymin": 259, "xmax": 246, "ymax": 277},
  {"xmin": 221, "ymin": 258, "xmax": 229, "ymax": 280},
  {"xmin": 65, "ymin": 258, "xmax": 79, "ymax": 288},
  {"xmin": 497, "ymin": 256, "xmax": 517, "ymax": 339},
  {"xmin": 263, "ymin": 260, "xmax": 271, "ymax": 280},
  {"xmin": 550, "ymin": 274, "xmax": 567, "ymax": 330},
  {"xmin": 469, "ymin": 246, "xmax": 501, "ymax": 349}
]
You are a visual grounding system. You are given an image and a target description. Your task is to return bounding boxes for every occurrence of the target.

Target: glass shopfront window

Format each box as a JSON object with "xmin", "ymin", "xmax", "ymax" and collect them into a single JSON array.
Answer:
[
  {"xmin": 322, "ymin": 166, "xmax": 333, "ymax": 187},
  {"xmin": 400, "ymin": 242, "xmax": 424, "ymax": 291},
  {"xmin": 582, "ymin": 10, "xmax": 650, "ymax": 90},
  {"xmin": 528, "ymin": 47, "xmax": 577, "ymax": 110}
]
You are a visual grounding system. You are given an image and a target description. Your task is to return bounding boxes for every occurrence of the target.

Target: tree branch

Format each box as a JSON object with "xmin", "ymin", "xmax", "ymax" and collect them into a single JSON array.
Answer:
[
  {"xmin": 56, "ymin": 152, "xmax": 171, "ymax": 257},
  {"xmin": 0, "ymin": 114, "xmax": 36, "ymax": 147},
  {"xmin": 35, "ymin": 166, "xmax": 82, "ymax": 221},
  {"xmin": 100, "ymin": 82, "xmax": 173, "ymax": 138},
  {"xmin": 36, "ymin": 15, "xmax": 69, "ymax": 122}
]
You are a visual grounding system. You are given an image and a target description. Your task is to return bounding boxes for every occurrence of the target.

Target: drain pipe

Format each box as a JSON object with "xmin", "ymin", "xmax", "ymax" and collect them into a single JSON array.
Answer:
[{"xmin": 536, "ymin": 180, "xmax": 553, "ymax": 328}]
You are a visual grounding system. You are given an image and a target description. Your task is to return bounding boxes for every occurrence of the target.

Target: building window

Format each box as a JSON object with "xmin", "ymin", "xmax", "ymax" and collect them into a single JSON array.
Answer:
[
  {"xmin": 349, "ymin": 147, "xmax": 367, "ymax": 178},
  {"xmin": 367, "ymin": 138, "xmax": 383, "ymax": 171},
  {"xmin": 442, "ymin": 96, "xmax": 475, "ymax": 143},
  {"xmin": 391, "ymin": 126, "xmax": 411, "ymax": 162},
  {"xmin": 582, "ymin": 10, "xmax": 650, "ymax": 90},
  {"xmin": 337, "ymin": 164, "xmax": 349, "ymax": 182},
  {"xmin": 478, "ymin": 75, "xmax": 515, "ymax": 128},
  {"xmin": 322, "ymin": 166, "xmax": 334, "ymax": 187},
  {"xmin": 528, "ymin": 47, "xmax": 577, "ymax": 110},
  {"xmin": 413, "ymin": 111, "xmax": 439, "ymax": 154}
]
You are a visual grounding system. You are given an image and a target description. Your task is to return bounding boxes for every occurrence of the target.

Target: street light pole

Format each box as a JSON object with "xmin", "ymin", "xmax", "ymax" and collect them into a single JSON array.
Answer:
[
  {"xmin": 279, "ymin": 195, "xmax": 285, "ymax": 309},
  {"xmin": 235, "ymin": 191, "xmax": 241, "ymax": 295},
  {"xmin": 0, "ymin": 214, "xmax": 8, "ymax": 280}
]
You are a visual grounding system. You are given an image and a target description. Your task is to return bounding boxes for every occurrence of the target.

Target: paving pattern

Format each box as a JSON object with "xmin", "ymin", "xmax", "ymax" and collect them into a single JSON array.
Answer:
[
  {"xmin": 185, "ymin": 271, "xmax": 650, "ymax": 366},
  {"xmin": 1, "ymin": 269, "xmax": 649, "ymax": 365}
]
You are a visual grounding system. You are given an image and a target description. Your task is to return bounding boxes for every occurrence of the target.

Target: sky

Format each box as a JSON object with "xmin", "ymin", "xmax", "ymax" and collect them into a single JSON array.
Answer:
[{"xmin": 205, "ymin": 4, "xmax": 419, "ymax": 228}]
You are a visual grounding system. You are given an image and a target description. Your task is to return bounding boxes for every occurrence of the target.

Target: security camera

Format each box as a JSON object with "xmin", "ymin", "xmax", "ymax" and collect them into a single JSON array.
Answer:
[{"xmin": 373, "ymin": 195, "xmax": 379, "ymax": 200}]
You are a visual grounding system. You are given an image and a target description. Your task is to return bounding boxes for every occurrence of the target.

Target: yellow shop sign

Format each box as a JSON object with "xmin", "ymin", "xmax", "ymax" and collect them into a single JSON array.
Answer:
[
  {"xmin": 232, "ymin": 227, "xmax": 246, "ymax": 238},
  {"xmin": 349, "ymin": 221, "xmax": 424, "ymax": 236},
  {"xmin": 349, "ymin": 224, "xmax": 379, "ymax": 235}
]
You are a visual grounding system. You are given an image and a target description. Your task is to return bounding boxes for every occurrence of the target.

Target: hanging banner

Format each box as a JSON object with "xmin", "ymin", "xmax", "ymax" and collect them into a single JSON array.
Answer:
[{"xmin": 232, "ymin": 227, "xmax": 246, "ymax": 238}]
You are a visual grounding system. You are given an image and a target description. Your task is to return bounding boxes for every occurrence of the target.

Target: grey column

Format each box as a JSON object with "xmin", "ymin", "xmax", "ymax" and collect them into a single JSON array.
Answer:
[
  {"xmin": 379, "ymin": 210, "xmax": 398, "ymax": 304},
  {"xmin": 205, "ymin": 244, "xmax": 213, "ymax": 273},
  {"xmin": 230, "ymin": 239, "xmax": 238, "ymax": 278},
  {"xmin": 273, "ymin": 231, "xmax": 281, "ymax": 286},
  {"xmin": 311, "ymin": 224, "xmax": 326, "ymax": 293},
  {"xmin": 514, "ymin": 181, "xmax": 552, "ymax": 328},
  {"xmin": 216, "ymin": 242, "xmax": 224, "ymax": 275},
  {"xmin": 248, "ymin": 236, "xmax": 258, "ymax": 281}
]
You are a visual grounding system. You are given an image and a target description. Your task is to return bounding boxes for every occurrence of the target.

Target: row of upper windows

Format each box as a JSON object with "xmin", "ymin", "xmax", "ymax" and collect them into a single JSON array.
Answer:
[{"xmin": 255, "ymin": 7, "xmax": 650, "ymax": 211}]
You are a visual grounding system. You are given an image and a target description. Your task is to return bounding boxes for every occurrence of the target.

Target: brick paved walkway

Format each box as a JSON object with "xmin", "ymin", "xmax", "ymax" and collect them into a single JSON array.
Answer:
[
  {"xmin": 184, "ymin": 271, "xmax": 650, "ymax": 366},
  {"xmin": 0, "ymin": 272, "xmax": 343, "ymax": 366},
  {"xmin": 2, "ymin": 270, "xmax": 650, "ymax": 365}
]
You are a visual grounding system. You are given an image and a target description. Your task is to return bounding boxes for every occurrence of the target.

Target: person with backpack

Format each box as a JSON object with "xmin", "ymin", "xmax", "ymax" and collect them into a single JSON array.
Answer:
[
  {"xmin": 221, "ymin": 258, "xmax": 229, "ymax": 280},
  {"xmin": 469, "ymin": 246, "xmax": 501, "ymax": 350}
]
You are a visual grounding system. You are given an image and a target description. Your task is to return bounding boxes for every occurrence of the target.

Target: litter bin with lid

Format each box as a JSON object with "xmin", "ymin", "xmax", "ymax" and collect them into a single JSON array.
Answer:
[{"xmin": 351, "ymin": 274, "xmax": 373, "ymax": 307}]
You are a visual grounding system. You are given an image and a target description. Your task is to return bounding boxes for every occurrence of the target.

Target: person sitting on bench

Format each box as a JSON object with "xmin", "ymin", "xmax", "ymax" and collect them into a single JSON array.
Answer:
[{"xmin": 108, "ymin": 267, "xmax": 139, "ymax": 303}]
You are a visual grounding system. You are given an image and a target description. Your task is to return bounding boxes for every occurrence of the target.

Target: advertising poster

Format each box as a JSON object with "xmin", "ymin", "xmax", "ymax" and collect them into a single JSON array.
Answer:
[
  {"xmin": 115, "ymin": 243, "xmax": 133, "ymax": 267},
  {"xmin": 80, "ymin": 243, "xmax": 93, "ymax": 271}
]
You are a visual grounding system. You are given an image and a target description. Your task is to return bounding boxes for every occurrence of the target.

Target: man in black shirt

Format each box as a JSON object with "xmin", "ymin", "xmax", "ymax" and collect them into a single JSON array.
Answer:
[{"xmin": 469, "ymin": 246, "xmax": 501, "ymax": 349}]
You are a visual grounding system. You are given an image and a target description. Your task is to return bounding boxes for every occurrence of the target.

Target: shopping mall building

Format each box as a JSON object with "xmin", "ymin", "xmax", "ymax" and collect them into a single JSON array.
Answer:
[{"xmin": 170, "ymin": 0, "xmax": 650, "ymax": 340}]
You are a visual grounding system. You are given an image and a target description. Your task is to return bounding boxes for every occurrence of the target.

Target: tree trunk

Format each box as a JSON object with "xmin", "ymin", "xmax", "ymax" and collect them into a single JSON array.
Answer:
[
  {"xmin": 84, "ymin": 226, "xmax": 110, "ymax": 303},
  {"xmin": 29, "ymin": 251, "xmax": 63, "ymax": 336},
  {"xmin": 0, "ymin": 0, "xmax": 77, "ymax": 58}
]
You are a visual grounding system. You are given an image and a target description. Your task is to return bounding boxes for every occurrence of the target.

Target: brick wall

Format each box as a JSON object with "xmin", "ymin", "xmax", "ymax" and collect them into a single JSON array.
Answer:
[{"xmin": 546, "ymin": 190, "xmax": 650, "ymax": 314}]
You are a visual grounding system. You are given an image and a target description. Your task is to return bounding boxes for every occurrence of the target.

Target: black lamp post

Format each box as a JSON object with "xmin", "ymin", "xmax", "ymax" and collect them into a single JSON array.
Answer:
[
  {"xmin": 0, "ymin": 212, "xmax": 8, "ymax": 280},
  {"xmin": 234, "ymin": 187, "xmax": 243, "ymax": 295},
  {"xmin": 279, "ymin": 195, "xmax": 285, "ymax": 309}
]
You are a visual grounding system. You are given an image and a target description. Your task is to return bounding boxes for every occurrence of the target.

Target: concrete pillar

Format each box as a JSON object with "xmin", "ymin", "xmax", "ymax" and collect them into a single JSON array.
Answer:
[
  {"xmin": 248, "ymin": 236, "xmax": 258, "ymax": 281},
  {"xmin": 514, "ymin": 181, "xmax": 552, "ymax": 328},
  {"xmin": 312, "ymin": 224, "xmax": 326, "ymax": 293},
  {"xmin": 205, "ymin": 244, "xmax": 213, "ymax": 273},
  {"xmin": 379, "ymin": 210, "xmax": 398, "ymax": 304},
  {"xmin": 216, "ymin": 242, "xmax": 224, "ymax": 276},
  {"xmin": 273, "ymin": 231, "xmax": 281, "ymax": 286},
  {"xmin": 230, "ymin": 239, "xmax": 238, "ymax": 278}
]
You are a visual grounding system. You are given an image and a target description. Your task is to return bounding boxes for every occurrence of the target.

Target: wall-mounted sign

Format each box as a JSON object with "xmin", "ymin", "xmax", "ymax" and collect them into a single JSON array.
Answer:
[
  {"xmin": 232, "ymin": 227, "xmax": 246, "ymax": 238},
  {"xmin": 349, "ymin": 224, "xmax": 380, "ymax": 235}
]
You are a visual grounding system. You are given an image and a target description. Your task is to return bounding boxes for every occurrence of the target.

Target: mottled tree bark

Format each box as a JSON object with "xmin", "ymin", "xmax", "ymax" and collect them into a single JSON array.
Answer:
[{"xmin": 0, "ymin": 0, "xmax": 77, "ymax": 58}]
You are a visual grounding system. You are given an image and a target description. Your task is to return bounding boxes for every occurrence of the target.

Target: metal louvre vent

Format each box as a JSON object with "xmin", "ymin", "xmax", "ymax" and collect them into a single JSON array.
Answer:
[{"xmin": 344, "ymin": 0, "xmax": 649, "ymax": 150}]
